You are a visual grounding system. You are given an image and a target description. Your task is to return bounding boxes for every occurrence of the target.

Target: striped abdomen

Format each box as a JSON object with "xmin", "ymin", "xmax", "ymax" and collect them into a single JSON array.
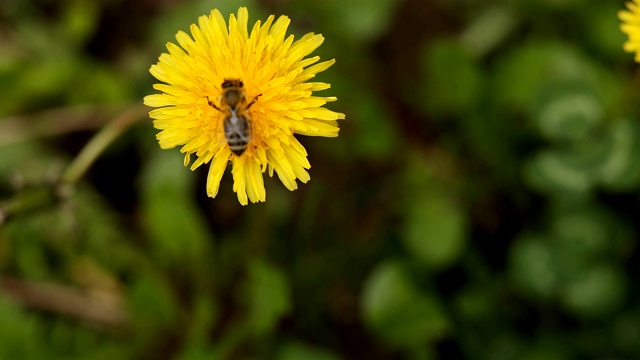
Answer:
[{"xmin": 223, "ymin": 111, "xmax": 251, "ymax": 156}]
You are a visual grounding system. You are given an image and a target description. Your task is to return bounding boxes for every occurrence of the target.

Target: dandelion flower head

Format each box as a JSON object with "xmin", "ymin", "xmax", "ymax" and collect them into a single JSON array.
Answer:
[
  {"xmin": 620, "ymin": 0, "xmax": 640, "ymax": 62},
  {"xmin": 144, "ymin": 7, "xmax": 345, "ymax": 205}
]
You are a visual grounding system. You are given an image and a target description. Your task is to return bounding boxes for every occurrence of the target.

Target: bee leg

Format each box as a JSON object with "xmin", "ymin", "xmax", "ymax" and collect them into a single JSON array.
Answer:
[
  {"xmin": 207, "ymin": 96, "xmax": 222, "ymax": 112},
  {"xmin": 247, "ymin": 94, "xmax": 262, "ymax": 109}
]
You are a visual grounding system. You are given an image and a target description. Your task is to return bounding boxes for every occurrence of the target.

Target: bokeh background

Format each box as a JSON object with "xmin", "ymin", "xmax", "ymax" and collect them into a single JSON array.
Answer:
[{"xmin": 1, "ymin": 0, "xmax": 639, "ymax": 358}]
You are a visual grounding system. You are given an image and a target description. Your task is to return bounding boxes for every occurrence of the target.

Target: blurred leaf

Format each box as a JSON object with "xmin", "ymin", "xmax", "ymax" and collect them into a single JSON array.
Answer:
[
  {"xmin": 67, "ymin": 62, "xmax": 133, "ymax": 104},
  {"xmin": 325, "ymin": 0, "xmax": 399, "ymax": 44},
  {"xmin": 130, "ymin": 272, "xmax": 178, "ymax": 333},
  {"xmin": 584, "ymin": 2, "xmax": 628, "ymax": 59},
  {"xmin": 612, "ymin": 310, "xmax": 640, "ymax": 355},
  {"xmin": 18, "ymin": 56, "xmax": 79, "ymax": 100},
  {"xmin": 535, "ymin": 0, "xmax": 585, "ymax": 9},
  {"xmin": 484, "ymin": 332, "xmax": 523, "ymax": 360},
  {"xmin": 1, "ymin": 197, "xmax": 76, "ymax": 279},
  {"xmin": 362, "ymin": 260, "xmax": 450, "ymax": 348},
  {"xmin": 0, "ymin": 142, "xmax": 63, "ymax": 188},
  {"xmin": 83, "ymin": 344, "xmax": 132, "ymax": 360},
  {"xmin": 454, "ymin": 283, "xmax": 497, "ymax": 322},
  {"xmin": 404, "ymin": 345, "xmax": 437, "ymax": 360},
  {"xmin": 176, "ymin": 345, "xmax": 219, "ymax": 360},
  {"xmin": 8, "ymin": 228, "xmax": 51, "ymax": 279},
  {"xmin": 421, "ymin": 39, "xmax": 482, "ymax": 116},
  {"xmin": 569, "ymin": 326, "xmax": 615, "ymax": 358},
  {"xmin": 0, "ymin": 56, "xmax": 79, "ymax": 114},
  {"xmin": 187, "ymin": 296, "xmax": 218, "ymax": 345},
  {"xmin": 1, "ymin": 185, "xmax": 135, "ymax": 280},
  {"xmin": 597, "ymin": 119, "xmax": 640, "ymax": 191},
  {"xmin": 49, "ymin": 321, "xmax": 103, "ymax": 356},
  {"xmin": 549, "ymin": 205, "xmax": 633, "ymax": 260},
  {"xmin": 139, "ymin": 150, "xmax": 214, "ymax": 277},
  {"xmin": 461, "ymin": 111, "xmax": 523, "ymax": 180},
  {"xmin": 69, "ymin": 187, "xmax": 137, "ymax": 273},
  {"xmin": 299, "ymin": 0, "xmax": 398, "ymax": 45},
  {"xmin": 550, "ymin": 208, "xmax": 607, "ymax": 259},
  {"xmin": 519, "ymin": 338, "xmax": 570, "ymax": 360},
  {"xmin": 60, "ymin": 0, "xmax": 99, "ymax": 48},
  {"xmin": 346, "ymin": 89, "xmax": 399, "ymax": 161},
  {"xmin": 461, "ymin": 6, "xmax": 518, "ymax": 58},
  {"xmin": 492, "ymin": 41, "xmax": 622, "ymax": 115},
  {"xmin": 535, "ymin": 87, "xmax": 603, "ymax": 141},
  {"xmin": 15, "ymin": 18, "xmax": 65, "ymax": 56},
  {"xmin": 402, "ymin": 191, "xmax": 467, "ymax": 270},
  {"xmin": 523, "ymin": 149, "xmax": 600, "ymax": 196},
  {"xmin": 509, "ymin": 234, "xmax": 557, "ymax": 300},
  {"xmin": 243, "ymin": 259, "xmax": 291, "ymax": 336},
  {"xmin": 276, "ymin": 341, "xmax": 343, "ymax": 360},
  {"xmin": 402, "ymin": 153, "xmax": 467, "ymax": 269},
  {"xmin": 559, "ymin": 263, "xmax": 627, "ymax": 319},
  {"xmin": 177, "ymin": 296, "xmax": 219, "ymax": 360},
  {"xmin": 0, "ymin": 298, "xmax": 48, "ymax": 360},
  {"xmin": 512, "ymin": 204, "xmax": 631, "ymax": 318}
]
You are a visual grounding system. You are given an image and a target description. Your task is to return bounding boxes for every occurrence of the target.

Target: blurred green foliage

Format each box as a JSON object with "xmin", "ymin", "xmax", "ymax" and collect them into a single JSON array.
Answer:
[{"xmin": 1, "ymin": 0, "xmax": 640, "ymax": 359}]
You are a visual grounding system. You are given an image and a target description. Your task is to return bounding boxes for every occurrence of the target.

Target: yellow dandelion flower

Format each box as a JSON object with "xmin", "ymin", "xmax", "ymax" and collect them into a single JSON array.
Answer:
[
  {"xmin": 144, "ymin": 7, "xmax": 345, "ymax": 205},
  {"xmin": 620, "ymin": 0, "xmax": 640, "ymax": 62}
]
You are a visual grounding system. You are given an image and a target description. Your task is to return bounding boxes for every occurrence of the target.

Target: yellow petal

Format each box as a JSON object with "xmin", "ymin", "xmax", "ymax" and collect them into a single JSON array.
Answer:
[{"xmin": 206, "ymin": 147, "xmax": 231, "ymax": 198}]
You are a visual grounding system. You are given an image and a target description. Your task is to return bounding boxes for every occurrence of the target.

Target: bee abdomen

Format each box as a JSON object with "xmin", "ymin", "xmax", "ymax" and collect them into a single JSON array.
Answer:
[
  {"xmin": 223, "ymin": 114, "xmax": 251, "ymax": 156},
  {"xmin": 227, "ymin": 136, "xmax": 249, "ymax": 156}
]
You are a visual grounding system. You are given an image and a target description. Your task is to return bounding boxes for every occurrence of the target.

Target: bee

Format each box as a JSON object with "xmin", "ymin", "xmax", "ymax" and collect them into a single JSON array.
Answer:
[{"xmin": 207, "ymin": 79, "xmax": 261, "ymax": 156}]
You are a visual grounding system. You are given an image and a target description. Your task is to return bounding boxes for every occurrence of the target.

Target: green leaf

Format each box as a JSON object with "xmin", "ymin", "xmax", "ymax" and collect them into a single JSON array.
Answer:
[
  {"xmin": 519, "ymin": 338, "xmax": 571, "ymax": 360},
  {"xmin": 535, "ymin": 88, "xmax": 603, "ymax": 141},
  {"xmin": 67, "ymin": 62, "xmax": 133, "ymax": 103},
  {"xmin": 176, "ymin": 345, "xmax": 219, "ymax": 360},
  {"xmin": 402, "ymin": 153, "xmax": 467, "ymax": 270},
  {"xmin": 315, "ymin": 0, "xmax": 399, "ymax": 44},
  {"xmin": 559, "ymin": 263, "xmax": 626, "ymax": 319},
  {"xmin": 492, "ymin": 41, "xmax": 621, "ymax": 116},
  {"xmin": 461, "ymin": 6, "xmax": 518, "ymax": 58},
  {"xmin": 421, "ymin": 39, "xmax": 482, "ymax": 116},
  {"xmin": 60, "ymin": 0, "xmax": 99, "ymax": 48},
  {"xmin": 243, "ymin": 259, "xmax": 291, "ymax": 336},
  {"xmin": 129, "ymin": 272, "xmax": 178, "ymax": 347},
  {"xmin": 181, "ymin": 295, "xmax": 218, "ymax": 349},
  {"xmin": 612, "ymin": 311, "xmax": 640, "ymax": 354},
  {"xmin": 139, "ymin": 150, "xmax": 214, "ymax": 276},
  {"xmin": 0, "ymin": 298, "xmax": 49, "ymax": 360},
  {"xmin": 454, "ymin": 283, "xmax": 497, "ymax": 322},
  {"xmin": 509, "ymin": 234, "xmax": 557, "ymax": 300},
  {"xmin": 349, "ymin": 90, "xmax": 400, "ymax": 161},
  {"xmin": 597, "ymin": 119, "xmax": 640, "ymax": 191},
  {"xmin": 276, "ymin": 341, "xmax": 343, "ymax": 360},
  {"xmin": 402, "ymin": 191, "xmax": 467, "ymax": 270},
  {"xmin": 341, "ymin": 0, "xmax": 399, "ymax": 43},
  {"xmin": 484, "ymin": 333, "xmax": 523, "ymax": 360},
  {"xmin": 68, "ymin": 187, "xmax": 136, "ymax": 273},
  {"xmin": 404, "ymin": 345, "xmax": 437, "ymax": 360},
  {"xmin": 584, "ymin": 2, "xmax": 628, "ymax": 59},
  {"xmin": 523, "ymin": 149, "xmax": 600, "ymax": 196},
  {"xmin": 361, "ymin": 261, "xmax": 450, "ymax": 348},
  {"xmin": 550, "ymin": 207, "xmax": 610, "ymax": 257}
]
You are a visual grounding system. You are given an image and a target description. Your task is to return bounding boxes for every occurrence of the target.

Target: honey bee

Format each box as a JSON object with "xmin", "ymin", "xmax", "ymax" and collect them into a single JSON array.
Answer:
[{"xmin": 207, "ymin": 79, "xmax": 260, "ymax": 156}]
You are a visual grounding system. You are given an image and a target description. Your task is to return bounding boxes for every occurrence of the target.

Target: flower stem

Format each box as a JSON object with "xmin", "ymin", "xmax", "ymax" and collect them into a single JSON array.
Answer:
[
  {"xmin": 0, "ymin": 186, "xmax": 58, "ymax": 225},
  {"xmin": 0, "ymin": 104, "xmax": 148, "ymax": 225},
  {"xmin": 61, "ymin": 104, "xmax": 147, "ymax": 185}
]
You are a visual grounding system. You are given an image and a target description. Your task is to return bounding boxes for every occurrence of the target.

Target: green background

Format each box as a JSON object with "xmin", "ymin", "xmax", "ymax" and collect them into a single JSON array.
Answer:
[{"xmin": 1, "ymin": 0, "xmax": 639, "ymax": 358}]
